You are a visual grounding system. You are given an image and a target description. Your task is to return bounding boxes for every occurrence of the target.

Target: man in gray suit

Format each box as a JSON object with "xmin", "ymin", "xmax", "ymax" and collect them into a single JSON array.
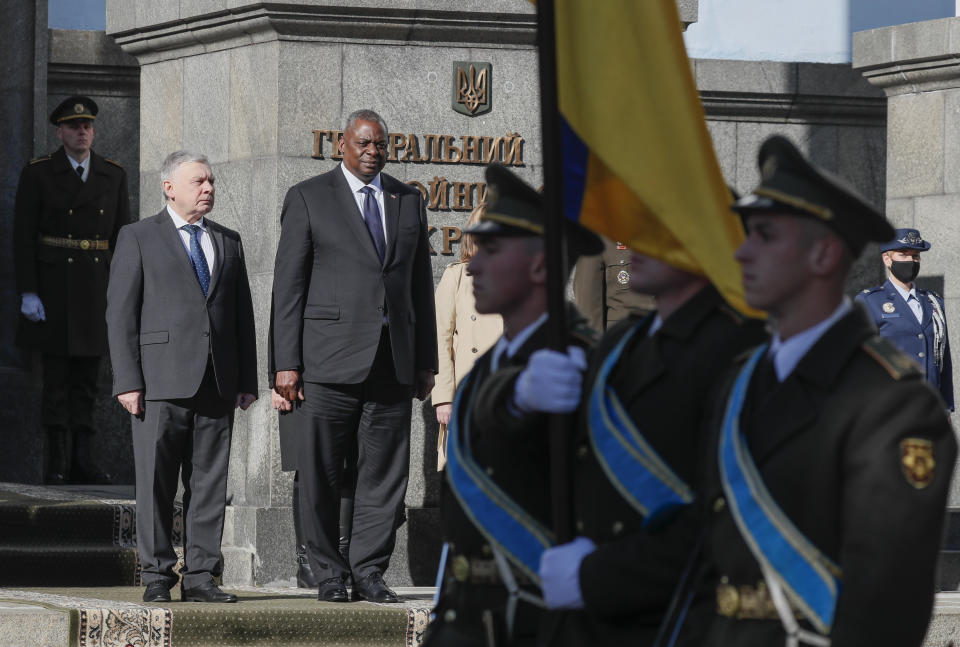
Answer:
[
  {"xmin": 107, "ymin": 150, "xmax": 258, "ymax": 604},
  {"xmin": 272, "ymin": 109, "xmax": 437, "ymax": 603}
]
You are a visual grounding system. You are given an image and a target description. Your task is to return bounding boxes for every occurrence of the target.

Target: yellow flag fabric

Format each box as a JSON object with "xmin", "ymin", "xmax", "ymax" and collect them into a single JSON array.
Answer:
[{"xmin": 552, "ymin": 0, "xmax": 756, "ymax": 315}]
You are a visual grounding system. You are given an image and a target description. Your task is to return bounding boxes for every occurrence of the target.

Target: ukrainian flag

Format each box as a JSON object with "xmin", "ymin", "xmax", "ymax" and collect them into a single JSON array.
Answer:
[{"xmin": 552, "ymin": 0, "xmax": 755, "ymax": 315}]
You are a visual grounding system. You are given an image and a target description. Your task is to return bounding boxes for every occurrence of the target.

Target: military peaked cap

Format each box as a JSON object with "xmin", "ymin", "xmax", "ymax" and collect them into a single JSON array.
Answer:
[
  {"xmin": 732, "ymin": 135, "xmax": 893, "ymax": 255},
  {"xmin": 880, "ymin": 228, "xmax": 931, "ymax": 253},
  {"xmin": 50, "ymin": 95, "xmax": 98, "ymax": 125},
  {"xmin": 465, "ymin": 164, "xmax": 603, "ymax": 258}
]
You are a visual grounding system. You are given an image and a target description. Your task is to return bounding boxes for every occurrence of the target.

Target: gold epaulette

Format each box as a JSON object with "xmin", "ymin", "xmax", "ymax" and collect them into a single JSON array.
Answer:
[
  {"xmin": 104, "ymin": 158, "xmax": 123, "ymax": 168},
  {"xmin": 862, "ymin": 336, "xmax": 921, "ymax": 380},
  {"xmin": 28, "ymin": 155, "xmax": 51, "ymax": 165}
]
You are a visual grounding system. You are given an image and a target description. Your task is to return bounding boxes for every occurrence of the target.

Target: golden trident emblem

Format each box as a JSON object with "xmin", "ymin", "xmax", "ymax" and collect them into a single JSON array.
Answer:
[{"xmin": 453, "ymin": 62, "xmax": 492, "ymax": 116}]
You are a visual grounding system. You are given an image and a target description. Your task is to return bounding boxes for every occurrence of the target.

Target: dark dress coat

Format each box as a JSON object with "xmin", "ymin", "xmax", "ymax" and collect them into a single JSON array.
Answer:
[
  {"xmin": 14, "ymin": 147, "xmax": 130, "ymax": 356},
  {"xmin": 545, "ymin": 285, "xmax": 765, "ymax": 647},
  {"xmin": 856, "ymin": 279, "xmax": 953, "ymax": 410},
  {"xmin": 428, "ymin": 307, "xmax": 594, "ymax": 647},
  {"xmin": 697, "ymin": 307, "xmax": 956, "ymax": 647}
]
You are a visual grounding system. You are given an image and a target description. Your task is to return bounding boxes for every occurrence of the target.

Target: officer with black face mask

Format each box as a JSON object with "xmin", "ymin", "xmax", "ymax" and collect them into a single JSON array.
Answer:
[{"xmin": 857, "ymin": 228, "xmax": 953, "ymax": 410}]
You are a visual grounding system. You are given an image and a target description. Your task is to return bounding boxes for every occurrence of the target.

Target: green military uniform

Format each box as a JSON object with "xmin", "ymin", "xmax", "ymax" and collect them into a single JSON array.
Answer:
[
  {"xmin": 691, "ymin": 136, "xmax": 957, "ymax": 647},
  {"xmin": 573, "ymin": 236, "xmax": 655, "ymax": 331},
  {"xmin": 423, "ymin": 163, "xmax": 603, "ymax": 647},
  {"xmin": 429, "ymin": 308, "xmax": 594, "ymax": 647},
  {"xmin": 13, "ymin": 96, "xmax": 130, "ymax": 483},
  {"xmin": 542, "ymin": 286, "xmax": 764, "ymax": 647}
]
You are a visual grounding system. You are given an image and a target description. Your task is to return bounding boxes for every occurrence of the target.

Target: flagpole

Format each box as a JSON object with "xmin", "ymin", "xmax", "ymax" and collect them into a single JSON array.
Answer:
[{"xmin": 536, "ymin": 0, "xmax": 574, "ymax": 544}]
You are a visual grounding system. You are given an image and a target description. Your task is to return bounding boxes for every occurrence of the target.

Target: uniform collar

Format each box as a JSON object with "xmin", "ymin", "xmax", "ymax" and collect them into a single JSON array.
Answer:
[
  {"xmin": 654, "ymin": 284, "xmax": 725, "ymax": 340},
  {"xmin": 768, "ymin": 297, "xmax": 851, "ymax": 382},
  {"xmin": 890, "ymin": 279, "xmax": 917, "ymax": 303},
  {"xmin": 491, "ymin": 312, "xmax": 548, "ymax": 372}
]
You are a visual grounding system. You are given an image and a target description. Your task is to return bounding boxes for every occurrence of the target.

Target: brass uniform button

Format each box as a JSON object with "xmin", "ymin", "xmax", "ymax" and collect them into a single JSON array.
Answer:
[
  {"xmin": 80, "ymin": 239, "xmax": 90, "ymax": 250},
  {"xmin": 68, "ymin": 209, "xmax": 73, "ymax": 215},
  {"xmin": 611, "ymin": 521, "xmax": 624, "ymax": 536},
  {"xmin": 485, "ymin": 466, "xmax": 494, "ymax": 476},
  {"xmin": 716, "ymin": 583, "xmax": 740, "ymax": 617},
  {"xmin": 67, "ymin": 233, "xmax": 72, "ymax": 239},
  {"xmin": 95, "ymin": 234, "xmax": 100, "ymax": 239},
  {"xmin": 451, "ymin": 555, "xmax": 470, "ymax": 582},
  {"xmin": 713, "ymin": 497, "xmax": 726, "ymax": 513},
  {"xmin": 481, "ymin": 544, "xmax": 492, "ymax": 557},
  {"xmin": 577, "ymin": 444, "xmax": 588, "ymax": 459},
  {"xmin": 94, "ymin": 257, "xmax": 100, "ymax": 263},
  {"xmin": 444, "ymin": 609, "xmax": 457, "ymax": 622},
  {"xmin": 99, "ymin": 209, "xmax": 104, "ymax": 215},
  {"xmin": 575, "ymin": 520, "xmax": 584, "ymax": 532},
  {"xmin": 67, "ymin": 257, "xmax": 74, "ymax": 263}
]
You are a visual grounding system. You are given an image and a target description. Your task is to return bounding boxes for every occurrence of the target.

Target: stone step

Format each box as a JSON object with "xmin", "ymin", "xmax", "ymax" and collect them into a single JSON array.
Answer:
[
  {"xmin": 0, "ymin": 586, "xmax": 433, "ymax": 647},
  {"xmin": 0, "ymin": 546, "xmax": 140, "ymax": 587}
]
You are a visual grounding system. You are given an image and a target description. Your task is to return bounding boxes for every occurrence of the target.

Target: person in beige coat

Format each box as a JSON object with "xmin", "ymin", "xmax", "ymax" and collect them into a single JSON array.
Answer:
[{"xmin": 432, "ymin": 204, "xmax": 503, "ymax": 470}]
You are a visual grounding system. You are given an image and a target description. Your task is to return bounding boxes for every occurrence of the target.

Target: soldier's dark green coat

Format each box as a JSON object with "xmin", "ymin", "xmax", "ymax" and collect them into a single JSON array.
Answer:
[
  {"xmin": 697, "ymin": 307, "xmax": 956, "ymax": 647},
  {"xmin": 543, "ymin": 285, "xmax": 765, "ymax": 647},
  {"xmin": 428, "ymin": 307, "xmax": 594, "ymax": 647},
  {"xmin": 13, "ymin": 147, "xmax": 130, "ymax": 356}
]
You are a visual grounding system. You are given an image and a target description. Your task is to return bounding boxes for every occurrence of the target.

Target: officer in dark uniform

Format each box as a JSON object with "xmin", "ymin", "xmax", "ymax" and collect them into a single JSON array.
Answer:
[
  {"xmin": 423, "ymin": 164, "xmax": 602, "ymax": 647},
  {"xmin": 856, "ymin": 228, "xmax": 953, "ymax": 411},
  {"xmin": 573, "ymin": 235, "xmax": 655, "ymax": 331},
  {"xmin": 532, "ymin": 253, "xmax": 765, "ymax": 645},
  {"xmin": 693, "ymin": 136, "xmax": 955, "ymax": 647},
  {"xmin": 13, "ymin": 96, "xmax": 130, "ymax": 484}
]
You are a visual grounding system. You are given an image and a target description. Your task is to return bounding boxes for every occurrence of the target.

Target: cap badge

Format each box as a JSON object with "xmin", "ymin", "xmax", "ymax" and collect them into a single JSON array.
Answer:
[
  {"xmin": 882, "ymin": 302, "xmax": 896, "ymax": 314},
  {"xmin": 896, "ymin": 230, "xmax": 924, "ymax": 247},
  {"xmin": 74, "ymin": 103, "xmax": 85, "ymax": 114},
  {"xmin": 901, "ymin": 438, "xmax": 935, "ymax": 489},
  {"xmin": 616, "ymin": 270, "xmax": 630, "ymax": 286}
]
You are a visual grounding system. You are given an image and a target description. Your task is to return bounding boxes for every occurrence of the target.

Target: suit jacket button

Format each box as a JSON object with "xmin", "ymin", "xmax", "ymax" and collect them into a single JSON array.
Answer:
[
  {"xmin": 713, "ymin": 496, "xmax": 726, "ymax": 513},
  {"xmin": 471, "ymin": 314, "xmax": 477, "ymax": 321},
  {"xmin": 472, "ymin": 347, "xmax": 478, "ymax": 353}
]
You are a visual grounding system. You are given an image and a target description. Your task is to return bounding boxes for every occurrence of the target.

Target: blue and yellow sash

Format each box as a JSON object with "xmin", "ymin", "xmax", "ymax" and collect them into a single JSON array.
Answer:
[
  {"xmin": 445, "ymin": 368, "xmax": 554, "ymax": 584},
  {"xmin": 719, "ymin": 345, "xmax": 842, "ymax": 635},
  {"xmin": 587, "ymin": 318, "xmax": 694, "ymax": 525}
]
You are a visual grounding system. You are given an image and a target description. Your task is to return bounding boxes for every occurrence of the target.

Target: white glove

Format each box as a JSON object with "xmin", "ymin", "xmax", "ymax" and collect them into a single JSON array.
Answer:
[
  {"xmin": 539, "ymin": 536, "xmax": 597, "ymax": 610},
  {"xmin": 20, "ymin": 293, "xmax": 45, "ymax": 322},
  {"xmin": 514, "ymin": 346, "xmax": 587, "ymax": 414}
]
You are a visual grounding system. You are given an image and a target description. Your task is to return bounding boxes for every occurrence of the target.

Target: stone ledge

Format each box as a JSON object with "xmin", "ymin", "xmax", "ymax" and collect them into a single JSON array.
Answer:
[
  {"xmin": 109, "ymin": 5, "xmax": 537, "ymax": 63},
  {"xmin": 853, "ymin": 18, "xmax": 960, "ymax": 95}
]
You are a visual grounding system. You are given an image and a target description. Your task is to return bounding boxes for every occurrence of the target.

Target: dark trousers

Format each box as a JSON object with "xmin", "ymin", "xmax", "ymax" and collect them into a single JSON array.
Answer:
[
  {"xmin": 298, "ymin": 328, "xmax": 412, "ymax": 582},
  {"xmin": 42, "ymin": 354, "xmax": 100, "ymax": 430},
  {"xmin": 132, "ymin": 362, "xmax": 233, "ymax": 588}
]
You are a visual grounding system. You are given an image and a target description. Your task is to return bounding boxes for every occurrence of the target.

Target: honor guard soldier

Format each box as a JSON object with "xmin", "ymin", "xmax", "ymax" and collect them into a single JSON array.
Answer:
[
  {"xmin": 692, "ymin": 136, "xmax": 956, "ymax": 647},
  {"xmin": 856, "ymin": 229, "xmax": 953, "ymax": 411},
  {"xmin": 529, "ymin": 232, "xmax": 764, "ymax": 646},
  {"xmin": 573, "ymin": 235, "xmax": 655, "ymax": 331},
  {"xmin": 423, "ymin": 164, "xmax": 602, "ymax": 647},
  {"xmin": 13, "ymin": 96, "xmax": 130, "ymax": 484}
]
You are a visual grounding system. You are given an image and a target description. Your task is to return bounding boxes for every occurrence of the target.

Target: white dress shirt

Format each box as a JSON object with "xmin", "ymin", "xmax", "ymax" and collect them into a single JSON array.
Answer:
[
  {"xmin": 167, "ymin": 204, "xmax": 216, "ymax": 275},
  {"xmin": 892, "ymin": 281, "xmax": 924, "ymax": 324},
  {"xmin": 491, "ymin": 313, "xmax": 549, "ymax": 372},
  {"xmin": 66, "ymin": 153, "xmax": 90, "ymax": 182},
  {"xmin": 340, "ymin": 163, "xmax": 387, "ymax": 238},
  {"xmin": 768, "ymin": 297, "xmax": 852, "ymax": 382}
]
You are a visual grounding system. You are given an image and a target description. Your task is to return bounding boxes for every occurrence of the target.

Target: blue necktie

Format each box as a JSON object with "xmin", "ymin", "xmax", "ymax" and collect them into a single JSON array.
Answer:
[
  {"xmin": 182, "ymin": 224, "xmax": 210, "ymax": 296},
  {"xmin": 360, "ymin": 186, "xmax": 386, "ymax": 264}
]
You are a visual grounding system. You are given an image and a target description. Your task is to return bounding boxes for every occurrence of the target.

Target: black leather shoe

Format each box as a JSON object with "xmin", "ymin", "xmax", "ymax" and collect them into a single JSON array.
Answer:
[
  {"xmin": 317, "ymin": 577, "xmax": 349, "ymax": 602},
  {"xmin": 181, "ymin": 581, "xmax": 238, "ymax": 603},
  {"xmin": 352, "ymin": 572, "xmax": 399, "ymax": 603},
  {"xmin": 143, "ymin": 581, "xmax": 172, "ymax": 602}
]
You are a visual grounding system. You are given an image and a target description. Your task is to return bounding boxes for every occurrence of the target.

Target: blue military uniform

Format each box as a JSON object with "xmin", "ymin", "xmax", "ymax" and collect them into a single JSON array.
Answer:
[{"xmin": 855, "ymin": 228, "xmax": 953, "ymax": 410}]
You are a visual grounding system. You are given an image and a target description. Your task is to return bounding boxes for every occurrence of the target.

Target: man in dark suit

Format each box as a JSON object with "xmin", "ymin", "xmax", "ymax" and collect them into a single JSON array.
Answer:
[
  {"xmin": 271, "ymin": 109, "xmax": 437, "ymax": 603},
  {"xmin": 107, "ymin": 150, "xmax": 258, "ymax": 604},
  {"xmin": 856, "ymin": 228, "xmax": 953, "ymax": 411},
  {"xmin": 693, "ymin": 136, "xmax": 955, "ymax": 646},
  {"xmin": 13, "ymin": 95, "xmax": 130, "ymax": 484}
]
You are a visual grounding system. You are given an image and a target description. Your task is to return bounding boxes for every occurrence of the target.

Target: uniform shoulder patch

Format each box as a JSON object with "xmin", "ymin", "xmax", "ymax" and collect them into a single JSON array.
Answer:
[
  {"xmin": 900, "ymin": 437, "xmax": 935, "ymax": 489},
  {"xmin": 28, "ymin": 155, "xmax": 51, "ymax": 165},
  {"xmin": 861, "ymin": 336, "xmax": 921, "ymax": 380},
  {"xmin": 104, "ymin": 158, "xmax": 124, "ymax": 168}
]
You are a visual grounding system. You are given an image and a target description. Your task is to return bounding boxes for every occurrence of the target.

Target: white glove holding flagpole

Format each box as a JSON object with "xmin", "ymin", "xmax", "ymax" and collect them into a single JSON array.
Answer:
[
  {"xmin": 539, "ymin": 536, "xmax": 597, "ymax": 609},
  {"xmin": 20, "ymin": 293, "xmax": 46, "ymax": 322},
  {"xmin": 514, "ymin": 346, "xmax": 587, "ymax": 414}
]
